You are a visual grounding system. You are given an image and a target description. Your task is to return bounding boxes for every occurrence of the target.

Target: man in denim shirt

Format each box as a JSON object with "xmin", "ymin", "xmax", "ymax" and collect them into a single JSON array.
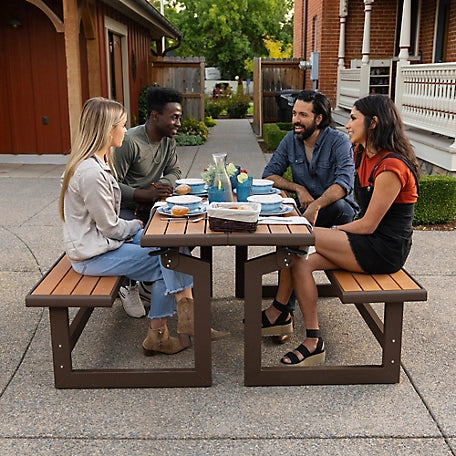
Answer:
[
  {"xmin": 262, "ymin": 90, "xmax": 357, "ymax": 226},
  {"xmin": 261, "ymin": 90, "xmax": 358, "ymax": 343}
]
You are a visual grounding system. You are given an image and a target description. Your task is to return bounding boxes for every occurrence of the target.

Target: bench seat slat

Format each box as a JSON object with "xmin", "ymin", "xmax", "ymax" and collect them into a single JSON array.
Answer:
[
  {"xmin": 331, "ymin": 270, "xmax": 362, "ymax": 292},
  {"xmin": 326, "ymin": 269, "xmax": 427, "ymax": 304},
  {"xmin": 26, "ymin": 254, "xmax": 122, "ymax": 308},
  {"xmin": 352, "ymin": 273, "xmax": 382, "ymax": 291},
  {"xmin": 92, "ymin": 276, "xmax": 122, "ymax": 296},
  {"xmin": 389, "ymin": 269, "xmax": 421, "ymax": 290},
  {"xmin": 32, "ymin": 256, "xmax": 73, "ymax": 295},
  {"xmin": 72, "ymin": 275, "xmax": 100, "ymax": 295},
  {"xmin": 53, "ymin": 268, "xmax": 84, "ymax": 295},
  {"xmin": 371, "ymin": 274, "xmax": 401, "ymax": 290}
]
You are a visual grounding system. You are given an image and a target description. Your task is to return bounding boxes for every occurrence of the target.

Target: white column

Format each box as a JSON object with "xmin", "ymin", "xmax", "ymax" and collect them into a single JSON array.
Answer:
[
  {"xmin": 360, "ymin": 0, "xmax": 374, "ymax": 97},
  {"xmin": 337, "ymin": 0, "xmax": 348, "ymax": 107},
  {"xmin": 338, "ymin": 0, "xmax": 348, "ymax": 68},
  {"xmin": 398, "ymin": 0, "xmax": 411, "ymax": 61},
  {"xmin": 396, "ymin": 0, "xmax": 412, "ymax": 108},
  {"xmin": 361, "ymin": 0, "xmax": 374, "ymax": 65}
]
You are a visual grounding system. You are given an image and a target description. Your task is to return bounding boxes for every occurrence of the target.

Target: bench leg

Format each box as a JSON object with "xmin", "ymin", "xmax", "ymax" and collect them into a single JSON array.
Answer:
[
  {"xmin": 48, "ymin": 307, "xmax": 74, "ymax": 388},
  {"xmin": 381, "ymin": 301, "xmax": 404, "ymax": 382}
]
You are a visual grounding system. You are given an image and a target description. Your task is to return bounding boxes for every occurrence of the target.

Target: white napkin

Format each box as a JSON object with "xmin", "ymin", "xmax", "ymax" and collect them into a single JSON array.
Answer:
[
  {"xmin": 258, "ymin": 216, "xmax": 311, "ymax": 225},
  {"xmin": 282, "ymin": 197, "xmax": 298, "ymax": 207},
  {"xmin": 153, "ymin": 201, "xmax": 167, "ymax": 208}
]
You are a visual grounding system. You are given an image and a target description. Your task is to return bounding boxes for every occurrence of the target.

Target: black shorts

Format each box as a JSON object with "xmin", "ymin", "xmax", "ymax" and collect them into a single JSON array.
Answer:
[{"xmin": 346, "ymin": 232, "xmax": 412, "ymax": 274}]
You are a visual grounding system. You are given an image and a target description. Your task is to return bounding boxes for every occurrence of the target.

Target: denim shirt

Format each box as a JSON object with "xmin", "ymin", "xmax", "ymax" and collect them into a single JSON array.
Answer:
[{"xmin": 262, "ymin": 127, "xmax": 356, "ymax": 208}]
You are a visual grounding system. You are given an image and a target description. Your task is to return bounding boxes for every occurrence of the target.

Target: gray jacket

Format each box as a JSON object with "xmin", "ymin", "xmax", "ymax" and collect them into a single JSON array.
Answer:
[{"xmin": 63, "ymin": 155, "xmax": 141, "ymax": 262}]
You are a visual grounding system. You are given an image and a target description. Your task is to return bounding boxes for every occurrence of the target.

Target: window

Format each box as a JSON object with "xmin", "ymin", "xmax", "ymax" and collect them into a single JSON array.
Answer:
[{"xmin": 434, "ymin": 0, "xmax": 450, "ymax": 63}]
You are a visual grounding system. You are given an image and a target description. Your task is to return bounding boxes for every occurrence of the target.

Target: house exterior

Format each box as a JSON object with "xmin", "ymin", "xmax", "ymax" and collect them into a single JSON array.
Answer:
[
  {"xmin": 294, "ymin": 0, "xmax": 456, "ymax": 176},
  {"xmin": 0, "ymin": 0, "xmax": 182, "ymax": 158}
]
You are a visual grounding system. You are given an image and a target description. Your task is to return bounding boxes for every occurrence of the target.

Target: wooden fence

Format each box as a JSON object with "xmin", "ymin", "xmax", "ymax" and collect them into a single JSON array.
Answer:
[
  {"xmin": 253, "ymin": 58, "xmax": 304, "ymax": 136},
  {"xmin": 149, "ymin": 56, "xmax": 205, "ymax": 121}
]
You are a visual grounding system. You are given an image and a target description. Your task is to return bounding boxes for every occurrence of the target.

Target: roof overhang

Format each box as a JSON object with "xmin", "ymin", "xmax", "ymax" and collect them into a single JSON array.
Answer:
[{"xmin": 102, "ymin": 0, "xmax": 182, "ymax": 41}]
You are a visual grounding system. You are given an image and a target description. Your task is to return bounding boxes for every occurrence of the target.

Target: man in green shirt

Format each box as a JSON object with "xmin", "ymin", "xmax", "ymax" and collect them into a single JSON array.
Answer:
[
  {"xmin": 113, "ymin": 87, "xmax": 183, "ymax": 318},
  {"xmin": 113, "ymin": 86, "xmax": 183, "ymax": 224}
]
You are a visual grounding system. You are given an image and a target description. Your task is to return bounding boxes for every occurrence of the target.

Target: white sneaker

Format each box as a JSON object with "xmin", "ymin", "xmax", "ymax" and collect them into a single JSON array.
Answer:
[
  {"xmin": 138, "ymin": 282, "xmax": 151, "ymax": 304},
  {"xmin": 119, "ymin": 283, "xmax": 146, "ymax": 318}
]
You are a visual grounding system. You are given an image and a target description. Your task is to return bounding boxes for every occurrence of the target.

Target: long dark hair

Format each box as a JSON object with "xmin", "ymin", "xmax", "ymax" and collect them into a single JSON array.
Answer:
[{"xmin": 354, "ymin": 95, "xmax": 420, "ymax": 178}]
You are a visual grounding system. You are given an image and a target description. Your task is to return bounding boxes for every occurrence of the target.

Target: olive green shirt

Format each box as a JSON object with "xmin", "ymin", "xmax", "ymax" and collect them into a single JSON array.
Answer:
[{"xmin": 112, "ymin": 125, "xmax": 181, "ymax": 210}]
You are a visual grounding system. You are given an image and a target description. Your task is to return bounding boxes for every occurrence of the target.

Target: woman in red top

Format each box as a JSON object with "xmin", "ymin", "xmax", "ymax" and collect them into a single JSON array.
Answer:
[{"xmin": 281, "ymin": 95, "xmax": 420, "ymax": 366}]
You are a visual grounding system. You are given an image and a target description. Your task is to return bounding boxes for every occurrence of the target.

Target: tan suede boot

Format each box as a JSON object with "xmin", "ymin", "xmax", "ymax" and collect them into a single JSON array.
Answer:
[
  {"xmin": 177, "ymin": 297, "xmax": 230, "ymax": 341},
  {"xmin": 142, "ymin": 324, "xmax": 189, "ymax": 356},
  {"xmin": 177, "ymin": 297, "xmax": 194, "ymax": 335}
]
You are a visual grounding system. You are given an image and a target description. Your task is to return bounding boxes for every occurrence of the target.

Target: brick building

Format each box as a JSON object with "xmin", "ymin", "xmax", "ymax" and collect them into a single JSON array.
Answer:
[{"xmin": 294, "ymin": 0, "xmax": 456, "ymax": 175}]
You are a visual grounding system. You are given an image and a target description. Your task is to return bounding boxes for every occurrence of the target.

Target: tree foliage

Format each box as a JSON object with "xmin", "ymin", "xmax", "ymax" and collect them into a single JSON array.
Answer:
[{"xmin": 155, "ymin": 0, "xmax": 293, "ymax": 79}]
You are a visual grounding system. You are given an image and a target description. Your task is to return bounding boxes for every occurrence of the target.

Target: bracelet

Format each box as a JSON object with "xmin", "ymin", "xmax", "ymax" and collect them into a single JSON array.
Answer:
[{"xmin": 330, "ymin": 225, "xmax": 338, "ymax": 230}]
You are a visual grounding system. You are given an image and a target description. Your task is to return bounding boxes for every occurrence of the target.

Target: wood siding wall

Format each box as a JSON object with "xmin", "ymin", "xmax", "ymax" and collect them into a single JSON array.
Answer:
[{"xmin": 0, "ymin": 0, "xmax": 70, "ymax": 154}]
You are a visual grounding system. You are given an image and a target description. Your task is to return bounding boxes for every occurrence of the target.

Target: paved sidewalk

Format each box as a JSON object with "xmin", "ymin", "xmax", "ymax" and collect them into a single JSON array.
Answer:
[{"xmin": 0, "ymin": 119, "xmax": 454, "ymax": 455}]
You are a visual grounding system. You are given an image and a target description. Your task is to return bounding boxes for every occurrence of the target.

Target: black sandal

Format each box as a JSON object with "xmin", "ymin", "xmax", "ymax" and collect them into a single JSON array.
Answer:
[
  {"xmin": 280, "ymin": 329, "xmax": 325, "ymax": 366},
  {"xmin": 261, "ymin": 300, "xmax": 293, "ymax": 337}
]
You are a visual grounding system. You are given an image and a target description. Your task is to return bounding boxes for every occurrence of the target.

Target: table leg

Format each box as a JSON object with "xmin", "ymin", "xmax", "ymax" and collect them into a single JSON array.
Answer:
[
  {"xmin": 161, "ymin": 249, "xmax": 212, "ymax": 385},
  {"xmin": 235, "ymin": 246, "xmax": 247, "ymax": 298},
  {"xmin": 243, "ymin": 248, "xmax": 294, "ymax": 385}
]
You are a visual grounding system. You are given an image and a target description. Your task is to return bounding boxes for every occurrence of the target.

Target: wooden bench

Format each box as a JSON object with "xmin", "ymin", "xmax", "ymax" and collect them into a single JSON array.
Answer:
[
  {"xmin": 246, "ymin": 264, "xmax": 427, "ymax": 386},
  {"xmin": 25, "ymin": 254, "xmax": 212, "ymax": 389},
  {"xmin": 319, "ymin": 268, "xmax": 427, "ymax": 383}
]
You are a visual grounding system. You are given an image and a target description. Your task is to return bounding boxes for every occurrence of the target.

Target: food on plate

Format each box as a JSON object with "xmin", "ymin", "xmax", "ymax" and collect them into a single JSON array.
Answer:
[
  {"xmin": 176, "ymin": 184, "xmax": 191, "ymax": 195},
  {"xmin": 171, "ymin": 205, "xmax": 190, "ymax": 217}
]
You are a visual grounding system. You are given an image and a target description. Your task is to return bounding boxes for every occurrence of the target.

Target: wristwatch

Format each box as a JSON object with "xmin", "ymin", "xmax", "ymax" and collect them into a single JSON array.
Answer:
[{"xmin": 330, "ymin": 225, "xmax": 338, "ymax": 230}]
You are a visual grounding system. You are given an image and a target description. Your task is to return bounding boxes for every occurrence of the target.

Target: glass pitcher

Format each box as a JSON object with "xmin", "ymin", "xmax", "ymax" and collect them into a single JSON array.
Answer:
[{"xmin": 212, "ymin": 153, "xmax": 234, "ymax": 202}]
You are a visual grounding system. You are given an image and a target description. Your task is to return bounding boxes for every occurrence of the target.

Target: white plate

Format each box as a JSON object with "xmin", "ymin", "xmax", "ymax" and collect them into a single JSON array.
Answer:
[
  {"xmin": 166, "ymin": 195, "xmax": 202, "ymax": 205},
  {"xmin": 175, "ymin": 178, "xmax": 205, "ymax": 185},
  {"xmin": 250, "ymin": 187, "xmax": 281, "ymax": 195},
  {"xmin": 157, "ymin": 205, "xmax": 207, "ymax": 217},
  {"xmin": 259, "ymin": 204, "xmax": 294, "ymax": 216}
]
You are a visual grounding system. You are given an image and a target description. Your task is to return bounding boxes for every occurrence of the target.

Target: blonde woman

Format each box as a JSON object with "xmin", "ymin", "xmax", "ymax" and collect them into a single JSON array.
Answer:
[{"xmin": 60, "ymin": 97, "xmax": 198, "ymax": 355}]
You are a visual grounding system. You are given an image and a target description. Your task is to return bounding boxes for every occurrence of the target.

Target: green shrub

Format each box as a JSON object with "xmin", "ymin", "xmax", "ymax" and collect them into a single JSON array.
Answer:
[
  {"xmin": 137, "ymin": 85, "xmax": 149, "ymax": 125},
  {"xmin": 175, "ymin": 133, "xmax": 205, "ymax": 146},
  {"xmin": 283, "ymin": 166, "xmax": 293, "ymax": 182},
  {"xmin": 276, "ymin": 122, "xmax": 293, "ymax": 131},
  {"xmin": 205, "ymin": 116, "xmax": 217, "ymax": 127},
  {"xmin": 179, "ymin": 116, "xmax": 209, "ymax": 139},
  {"xmin": 226, "ymin": 96, "xmax": 250, "ymax": 118},
  {"xmin": 413, "ymin": 175, "xmax": 456, "ymax": 225},
  {"xmin": 205, "ymin": 100, "xmax": 224, "ymax": 119},
  {"xmin": 262, "ymin": 123, "xmax": 288, "ymax": 151}
]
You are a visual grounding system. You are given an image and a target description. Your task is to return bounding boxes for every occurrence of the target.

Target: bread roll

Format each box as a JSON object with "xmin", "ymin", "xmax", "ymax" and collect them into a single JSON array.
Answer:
[
  {"xmin": 171, "ymin": 205, "xmax": 190, "ymax": 217},
  {"xmin": 176, "ymin": 184, "xmax": 191, "ymax": 195}
]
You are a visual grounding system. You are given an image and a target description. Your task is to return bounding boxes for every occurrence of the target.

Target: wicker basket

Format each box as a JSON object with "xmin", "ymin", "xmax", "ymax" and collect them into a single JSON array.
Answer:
[{"xmin": 207, "ymin": 202, "xmax": 261, "ymax": 232}]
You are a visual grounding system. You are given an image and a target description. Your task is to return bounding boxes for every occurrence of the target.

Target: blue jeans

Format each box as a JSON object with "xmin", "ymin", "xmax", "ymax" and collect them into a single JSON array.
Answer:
[{"xmin": 70, "ymin": 230, "xmax": 193, "ymax": 319}]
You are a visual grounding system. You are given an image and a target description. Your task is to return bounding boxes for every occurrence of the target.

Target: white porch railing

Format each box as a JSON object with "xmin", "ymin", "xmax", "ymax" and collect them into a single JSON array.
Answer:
[
  {"xmin": 399, "ymin": 62, "xmax": 456, "ymax": 141},
  {"xmin": 337, "ymin": 68, "xmax": 362, "ymax": 110}
]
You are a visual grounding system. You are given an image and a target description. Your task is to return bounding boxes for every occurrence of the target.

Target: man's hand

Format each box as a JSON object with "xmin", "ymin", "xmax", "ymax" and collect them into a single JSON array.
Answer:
[
  {"xmin": 134, "ymin": 182, "xmax": 173, "ymax": 204},
  {"xmin": 301, "ymin": 202, "xmax": 319, "ymax": 226},
  {"xmin": 295, "ymin": 187, "xmax": 314, "ymax": 210}
]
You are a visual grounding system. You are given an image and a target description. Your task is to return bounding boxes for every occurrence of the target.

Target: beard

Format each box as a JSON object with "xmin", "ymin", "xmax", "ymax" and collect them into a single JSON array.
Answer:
[{"xmin": 294, "ymin": 120, "xmax": 317, "ymax": 142}]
